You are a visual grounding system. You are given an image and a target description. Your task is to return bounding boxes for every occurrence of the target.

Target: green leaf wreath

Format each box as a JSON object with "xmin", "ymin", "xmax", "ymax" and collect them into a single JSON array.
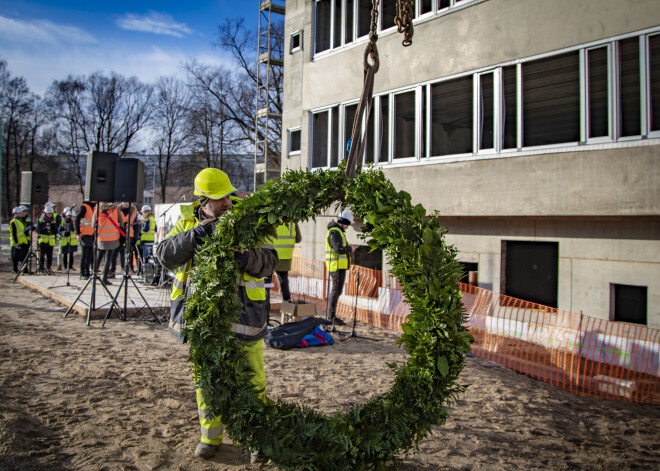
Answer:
[{"xmin": 185, "ymin": 164, "xmax": 473, "ymax": 470}]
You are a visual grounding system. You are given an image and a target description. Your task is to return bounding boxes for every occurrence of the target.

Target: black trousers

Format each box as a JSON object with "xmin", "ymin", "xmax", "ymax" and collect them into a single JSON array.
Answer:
[
  {"xmin": 328, "ymin": 269, "xmax": 347, "ymax": 320},
  {"xmin": 96, "ymin": 248, "xmax": 115, "ymax": 281},
  {"xmin": 11, "ymin": 245, "xmax": 29, "ymax": 272},
  {"xmin": 62, "ymin": 252, "xmax": 74, "ymax": 269},
  {"xmin": 80, "ymin": 245, "xmax": 93, "ymax": 276},
  {"xmin": 276, "ymin": 270, "xmax": 291, "ymax": 301},
  {"xmin": 39, "ymin": 243, "xmax": 53, "ymax": 270}
]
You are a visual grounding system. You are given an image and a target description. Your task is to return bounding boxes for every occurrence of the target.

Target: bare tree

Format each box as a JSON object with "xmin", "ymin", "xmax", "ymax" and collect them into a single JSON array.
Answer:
[
  {"xmin": 150, "ymin": 76, "xmax": 193, "ymax": 203},
  {"xmin": 45, "ymin": 72, "xmax": 154, "ymax": 197}
]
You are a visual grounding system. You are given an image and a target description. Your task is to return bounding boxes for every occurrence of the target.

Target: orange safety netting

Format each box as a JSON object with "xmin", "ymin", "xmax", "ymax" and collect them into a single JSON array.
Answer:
[{"xmin": 272, "ymin": 257, "xmax": 660, "ymax": 405}]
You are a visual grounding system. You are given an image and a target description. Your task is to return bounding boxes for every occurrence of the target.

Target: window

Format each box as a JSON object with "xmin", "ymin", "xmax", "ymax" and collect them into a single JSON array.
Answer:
[
  {"xmin": 378, "ymin": 95, "xmax": 390, "ymax": 163},
  {"xmin": 394, "ymin": 90, "xmax": 416, "ymax": 159},
  {"xmin": 333, "ymin": 0, "xmax": 342, "ymax": 48},
  {"xmin": 381, "ymin": 0, "xmax": 397, "ymax": 31},
  {"xmin": 419, "ymin": 0, "xmax": 433, "ymax": 15},
  {"xmin": 479, "ymin": 72, "xmax": 495, "ymax": 150},
  {"xmin": 431, "ymin": 75, "xmax": 473, "ymax": 156},
  {"xmin": 312, "ymin": 111, "xmax": 329, "ymax": 168},
  {"xmin": 344, "ymin": 103, "xmax": 358, "ymax": 160},
  {"xmin": 502, "ymin": 65, "xmax": 518, "ymax": 149},
  {"xmin": 315, "ymin": 0, "xmax": 331, "ymax": 53},
  {"xmin": 358, "ymin": 0, "xmax": 371, "ymax": 38},
  {"xmin": 288, "ymin": 128, "xmax": 301, "ymax": 154},
  {"xmin": 649, "ymin": 34, "xmax": 660, "ymax": 132},
  {"xmin": 502, "ymin": 241, "xmax": 559, "ymax": 308},
  {"xmin": 290, "ymin": 31, "xmax": 302, "ymax": 53},
  {"xmin": 611, "ymin": 283, "xmax": 647, "ymax": 325},
  {"xmin": 345, "ymin": 0, "xmax": 355, "ymax": 44},
  {"xmin": 587, "ymin": 46, "xmax": 610, "ymax": 139},
  {"xmin": 619, "ymin": 37, "xmax": 641, "ymax": 137},
  {"xmin": 522, "ymin": 52, "xmax": 580, "ymax": 146}
]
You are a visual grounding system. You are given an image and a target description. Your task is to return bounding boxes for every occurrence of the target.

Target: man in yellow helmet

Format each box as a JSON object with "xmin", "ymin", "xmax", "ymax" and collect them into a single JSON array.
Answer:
[{"xmin": 156, "ymin": 168, "xmax": 278, "ymax": 460}]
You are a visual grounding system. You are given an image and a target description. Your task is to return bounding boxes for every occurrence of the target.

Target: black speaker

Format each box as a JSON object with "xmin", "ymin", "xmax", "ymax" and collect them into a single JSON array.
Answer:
[
  {"xmin": 85, "ymin": 151, "xmax": 118, "ymax": 202},
  {"xmin": 20, "ymin": 171, "xmax": 49, "ymax": 205},
  {"xmin": 114, "ymin": 158, "xmax": 145, "ymax": 202}
]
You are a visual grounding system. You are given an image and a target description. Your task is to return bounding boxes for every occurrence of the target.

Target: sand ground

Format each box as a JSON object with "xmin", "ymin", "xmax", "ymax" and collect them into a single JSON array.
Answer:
[{"xmin": 0, "ymin": 260, "xmax": 658, "ymax": 470}]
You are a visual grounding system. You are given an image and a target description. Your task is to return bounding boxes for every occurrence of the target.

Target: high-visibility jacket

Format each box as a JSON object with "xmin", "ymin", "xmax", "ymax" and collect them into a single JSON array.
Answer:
[
  {"xmin": 79, "ymin": 203, "xmax": 94, "ymax": 236},
  {"xmin": 9, "ymin": 217, "xmax": 28, "ymax": 247},
  {"xmin": 271, "ymin": 223, "xmax": 296, "ymax": 260},
  {"xmin": 118, "ymin": 208, "xmax": 138, "ymax": 239},
  {"xmin": 164, "ymin": 202, "xmax": 268, "ymax": 342},
  {"xmin": 37, "ymin": 217, "xmax": 57, "ymax": 246},
  {"xmin": 325, "ymin": 227, "xmax": 349, "ymax": 272},
  {"xmin": 96, "ymin": 208, "xmax": 121, "ymax": 243},
  {"xmin": 140, "ymin": 215, "xmax": 156, "ymax": 243},
  {"xmin": 59, "ymin": 220, "xmax": 78, "ymax": 247}
]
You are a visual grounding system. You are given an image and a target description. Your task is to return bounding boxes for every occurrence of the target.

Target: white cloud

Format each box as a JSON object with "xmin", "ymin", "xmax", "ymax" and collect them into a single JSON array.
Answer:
[
  {"xmin": 0, "ymin": 15, "xmax": 97, "ymax": 45},
  {"xmin": 116, "ymin": 11, "xmax": 193, "ymax": 37}
]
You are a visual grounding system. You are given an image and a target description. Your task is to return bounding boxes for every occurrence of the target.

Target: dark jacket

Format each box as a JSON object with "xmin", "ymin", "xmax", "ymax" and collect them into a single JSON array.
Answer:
[{"xmin": 327, "ymin": 220, "xmax": 352, "ymax": 255}]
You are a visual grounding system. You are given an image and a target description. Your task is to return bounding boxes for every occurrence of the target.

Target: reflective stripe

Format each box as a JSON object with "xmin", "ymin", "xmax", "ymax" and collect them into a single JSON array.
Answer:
[
  {"xmin": 198, "ymin": 407, "xmax": 215, "ymax": 420},
  {"xmin": 230, "ymin": 322, "xmax": 267, "ymax": 336},
  {"xmin": 272, "ymin": 223, "xmax": 296, "ymax": 260},
  {"xmin": 200, "ymin": 423, "xmax": 225, "ymax": 439},
  {"xmin": 80, "ymin": 203, "xmax": 95, "ymax": 236}
]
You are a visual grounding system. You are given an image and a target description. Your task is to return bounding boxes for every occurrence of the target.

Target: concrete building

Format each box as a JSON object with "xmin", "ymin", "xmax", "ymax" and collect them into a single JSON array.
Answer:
[{"xmin": 280, "ymin": 0, "xmax": 660, "ymax": 328}]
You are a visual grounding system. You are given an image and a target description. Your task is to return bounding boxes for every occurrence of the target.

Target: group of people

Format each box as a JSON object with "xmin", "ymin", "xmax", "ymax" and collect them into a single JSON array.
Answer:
[
  {"xmin": 156, "ymin": 167, "xmax": 358, "ymax": 461},
  {"xmin": 9, "ymin": 202, "xmax": 79, "ymax": 275},
  {"xmin": 75, "ymin": 202, "xmax": 157, "ymax": 285},
  {"xmin": 9, "ymin": 201, "xmax": 157, "ymax": 282}
]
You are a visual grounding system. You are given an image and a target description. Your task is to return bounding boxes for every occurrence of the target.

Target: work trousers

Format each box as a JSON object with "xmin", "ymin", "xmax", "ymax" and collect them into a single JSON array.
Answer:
[
  {"xmin": 62, "ymin": 252, "xmax": 74, "ymax": 269},
  {"xmin": 328, "ymin": 269, "xmax": 347, "ymax": 321},
  {"xmin": 12, "ymin": 245, "xmax": 29, "ymax": 272},
  {"xmin": 96, "ymin": 248, "xmax": 115, "ymax": 282},
  {"xmin": 80, "ymin": 245, "xmax": 93, "ymax": 276},
  {"xmin": 275, "ymin": 270, "xmax": 291, "ymax": 301},
  {"xmin": 195, "ymin": 340, "xmax": 267, "ymax": 445},
  {"xmin": 39, "ymin": 243, "xmax": 53, "ymax": 271}
]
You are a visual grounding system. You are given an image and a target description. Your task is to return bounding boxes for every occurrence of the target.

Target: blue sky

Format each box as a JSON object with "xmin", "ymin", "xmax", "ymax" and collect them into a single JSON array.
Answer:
[{"xmin": 0, "ymin": 1, "xmax": 259, "ymax": 96}]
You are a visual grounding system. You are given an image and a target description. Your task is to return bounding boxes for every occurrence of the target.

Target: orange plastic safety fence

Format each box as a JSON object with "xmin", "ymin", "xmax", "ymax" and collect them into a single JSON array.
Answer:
[{"xmin": 270, "ymin": 257, "xmax": 660, "ymax": 405}]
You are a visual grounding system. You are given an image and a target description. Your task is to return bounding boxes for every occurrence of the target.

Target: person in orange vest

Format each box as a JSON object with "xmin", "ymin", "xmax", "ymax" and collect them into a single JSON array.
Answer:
[
  {"xmin": 111, "ymin": 202, "xmax": 139, "ymax": 277},
  {"xmin": 94, "ymin": 202, "xmax": 121, "ymax": 285},
  {"xmin": 75, "ymin": 201, "xmax": 96, "ymax": 280}
]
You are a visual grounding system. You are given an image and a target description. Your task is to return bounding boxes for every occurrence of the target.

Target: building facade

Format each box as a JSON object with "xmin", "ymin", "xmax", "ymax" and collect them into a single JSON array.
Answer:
[{"xmin": 280, "ymin": 0, "xmax": 660, "ymax": 327}]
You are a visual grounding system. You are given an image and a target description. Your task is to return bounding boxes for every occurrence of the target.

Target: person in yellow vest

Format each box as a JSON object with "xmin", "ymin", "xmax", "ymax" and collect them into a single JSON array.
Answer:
[
  {"xmin": 37, "ymin": 204, "xmax": 58, "ymax": 275},
  {"xmin": 58, "ymin": 209, "xmax": 78, "ymax": 274},
  {"xmin": 271, "ymin": 222, "xmax": 302, "ymax": 302},
  {"xmin": 139, "ymin": 204, "xmax": 157, "ymax": 265},
  {"xmin": 9, "ymin": 205, "xmax": 30, "ymax": 273},
  {"xmin": 94, "ymin": 203, "xmax": 121, "ymax": 285},
  {"xmin": 325, "ymin": 209, "xmax": 358, "ymax": 326},
  {"xmin": 156, "ymin": 168, "xmax": 278, "ymax": 461},
  {"xmin": 75, "ymin": 201, "xmax": 96, "ymax": 280}
]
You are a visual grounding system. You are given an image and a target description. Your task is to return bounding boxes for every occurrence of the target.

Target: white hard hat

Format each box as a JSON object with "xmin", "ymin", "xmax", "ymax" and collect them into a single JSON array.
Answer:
[
  {"xmin": 12, "ymin": 206, "xmax": 21, "ymax": 214},
  {"xmin": 63, "ymin": 207, "xmax": 71, "ymax": 214},
  {"xmin": 338, "ymin": 209, "xmax": 354, "ymax": 225},
  {"xmin": 18, "ymin": 205, "xmax": 28, "ymax": 212},
  {"xmin": 44, "ymin": 204, "xmax": 54, "ymax": 213},
  {"xmin": 141, "ymin": 204, "xmax": 152, "ymax": 212}
]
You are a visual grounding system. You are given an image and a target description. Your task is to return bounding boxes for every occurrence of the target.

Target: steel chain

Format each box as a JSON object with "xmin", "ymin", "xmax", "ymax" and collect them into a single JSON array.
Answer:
[{"xmin": 395, "ymin": 0, "xmax": 415, "ymax": 47}]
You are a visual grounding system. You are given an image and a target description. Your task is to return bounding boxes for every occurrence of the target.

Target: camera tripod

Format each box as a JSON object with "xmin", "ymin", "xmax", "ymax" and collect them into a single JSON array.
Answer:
[
  {"xmin": 102, "ymin": 203, "xmax": 160, "ymax": 327},
  {"xmin": 13, "ymin": 204, "xmax": 43, "ymax": 283}
]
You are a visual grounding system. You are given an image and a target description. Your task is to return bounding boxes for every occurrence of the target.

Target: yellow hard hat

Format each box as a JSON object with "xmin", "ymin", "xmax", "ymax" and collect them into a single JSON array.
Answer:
[{"xmin": 194, "ymin": 168, "xmax": 237, "ymax": 200}]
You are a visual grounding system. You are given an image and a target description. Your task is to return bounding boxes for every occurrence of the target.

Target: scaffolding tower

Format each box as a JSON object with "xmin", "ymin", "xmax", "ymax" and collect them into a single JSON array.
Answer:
[{"xmin": 254, "ymin": 0, "xmax": 285, "ymax": 189}]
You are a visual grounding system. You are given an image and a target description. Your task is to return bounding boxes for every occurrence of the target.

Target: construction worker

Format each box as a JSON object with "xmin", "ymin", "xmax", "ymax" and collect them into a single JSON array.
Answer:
[
  {"xmin": 325, "ymin": 209, "xmax": 358, "ymax": 325},
  {"xmin": 94, "ymin": 202, "xmax": 121, "ymax": 285},
  {"xmin": 37, "ymin": 204, "xmax": 58, "ymax": 275},
  {"xmin": 270, "ymin": 222, "xmax": 302, "ymax": 302},
  {"xmin": 57, "ymin": 206, "xmax": 73, "ymax": 270},
  {"xmin": 156, "ymin": 168, "xmax": 278, "ymax": 461},
  {"xmin": 140, "ymin": 204, "xmax": 157, "ymax": 264},
  {"xmin": 112, "ymin": 202, "xmax": 139, "ymax": 276},
  {"xmin": 76, "ymin": 201, "xmax": 96, "ymax": 280},
  {"xmin": 9, "ymin": 205, "xmax": 30, "ymax": 273},
  {"xmin": 58, "ymin": 209, "xmax": 78, "ymax": 273}
]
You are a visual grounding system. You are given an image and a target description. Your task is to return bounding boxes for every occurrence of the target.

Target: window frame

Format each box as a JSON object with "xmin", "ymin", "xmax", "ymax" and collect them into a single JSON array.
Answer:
[
  {"xmin": 392, "ymin": 87, "xmax": 421, "ymax": 162},
  {"xmin": 582, "ymin": 44, "xmax": 615, "ymax": 144},
  {"xmin": 646, "ymin": 32, "xmax": 660, "ymax": 139},
  {"xmin": 290, "ymin": 30, "xmax": 303, "ymax": 54},
  {"xmin": 288, "ymin": 127, "xmax": 302, "ymax": 156}
]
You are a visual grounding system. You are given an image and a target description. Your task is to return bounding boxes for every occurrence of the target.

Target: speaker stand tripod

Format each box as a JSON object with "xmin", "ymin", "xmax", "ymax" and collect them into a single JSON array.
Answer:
[
  {"xmin": 102, "ymin": 203, "xmax": 160, "ymax": 327},
  {"xmin": 63, "ymin": 203, "xmax": 114, "ymax": 325}
]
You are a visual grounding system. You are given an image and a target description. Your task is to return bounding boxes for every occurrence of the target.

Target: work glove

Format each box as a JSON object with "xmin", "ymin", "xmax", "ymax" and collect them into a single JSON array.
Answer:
[
  {"xmin": 233, "ymin": 248, "xmax": 248, "ymax": 270},
  {"xmin": 192, "ymin": 218, "xmax": 217, "ymax": 244}
]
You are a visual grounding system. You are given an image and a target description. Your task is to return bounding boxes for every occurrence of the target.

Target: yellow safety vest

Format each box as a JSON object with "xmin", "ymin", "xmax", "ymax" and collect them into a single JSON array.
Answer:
[
  {"xmin": 141, "ymin": 215, "xmax": 156, "ymax": 242},
  {"xmin": 166, "ymin": 202, "xmax": 267, "ymax": 342},
  {"xmin": 271, "ymin": 223, "xmax": 296, "ymax": 260},
  {"xmin": 59, "ymin": 220, "xmax": 78, "ymax": 247},
  {"xmin": 37, "ymin": 217, "xmax": 56, "ymax": 246},
  {"xmin": 9, "ymin": 218, "xmax": 28, "ymax": 247},
  {"xmin": 325, "ymin": 227, "xmax": 349, "ymax": 272}
]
